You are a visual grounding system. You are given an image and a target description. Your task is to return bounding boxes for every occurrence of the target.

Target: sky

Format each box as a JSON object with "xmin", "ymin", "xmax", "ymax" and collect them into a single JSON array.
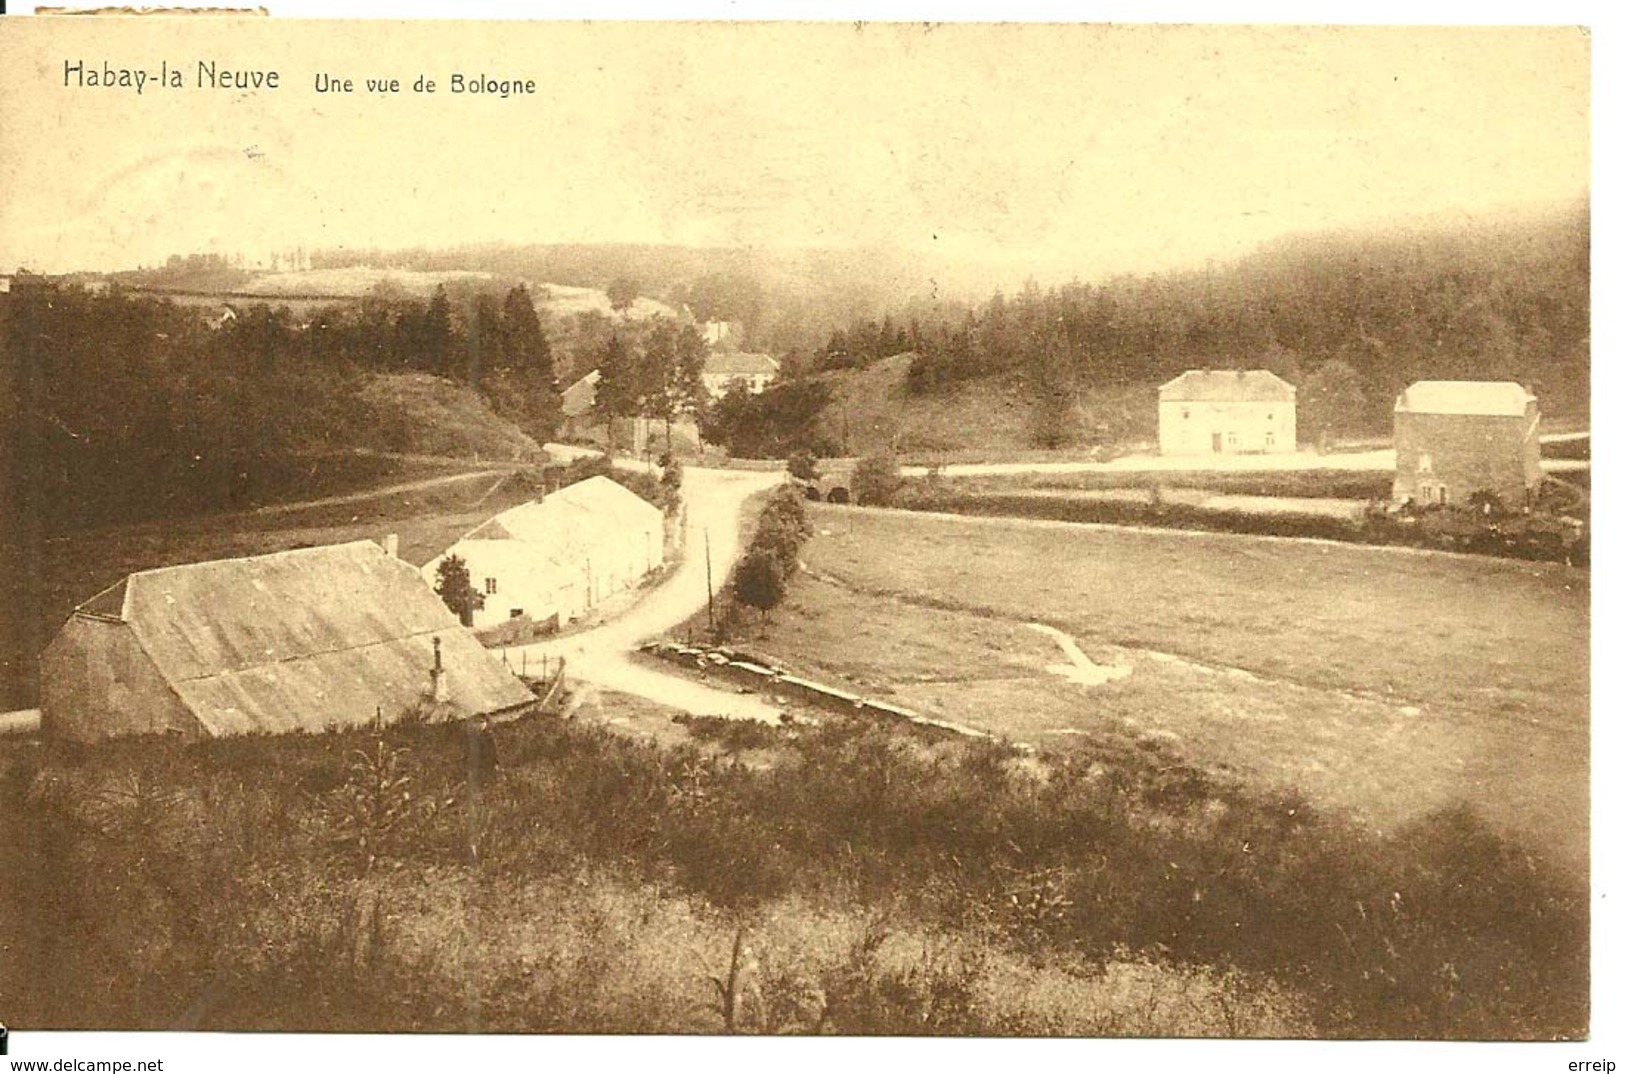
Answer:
[{"xmin": 0, "ymin": 20, "xmax": 1591, "ymax": 283}]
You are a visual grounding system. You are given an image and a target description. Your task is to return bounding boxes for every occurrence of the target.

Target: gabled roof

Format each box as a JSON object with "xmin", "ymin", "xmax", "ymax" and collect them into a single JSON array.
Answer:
[
  {"xmin": 441, "ymin": 476, "xmax": 660, "ymax": 560},
  {"xmin": 1394, "ymin": 381, "xmax": 1537, "ymax": 417},
  {"xmin": 704, "ymin": 352, "xmax": 780, "ymax": 377},
  {"xmin": 464, "ymin": 518, "xmax": 516, "ymax": 541},
  {"xmin": 561, "ymin": 369, "xmax": 600, "ymax": 417},
  {"xmin": 96, "ymin": 541, "xmax": 532, "ymax": 735},
  {"xmin": 548, "ymin": 475, "xmax": 661, "ymax": 524},
  {"xmin": 1158, "ymin": 369, "xmax": 1296, "ymax": 403}
]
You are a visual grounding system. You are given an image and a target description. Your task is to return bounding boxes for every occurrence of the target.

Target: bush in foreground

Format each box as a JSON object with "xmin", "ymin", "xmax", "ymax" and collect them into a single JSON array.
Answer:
[{"xmin": 0, "ymin": 710, "xmax": 1585, "ymax": 1038}]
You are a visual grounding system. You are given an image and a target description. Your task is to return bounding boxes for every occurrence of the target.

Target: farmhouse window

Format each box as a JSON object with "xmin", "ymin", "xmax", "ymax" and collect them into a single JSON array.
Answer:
[
  {"xmin": 1182, "ymin": 408, "xmax": 1190, "ymax": 419},
  {"xmin": 1265, "ymin": 431, "xmax": 1275, "ymax": 448},
  {"xmin": 484, "ymin": 577, "xmax": 498, "ymax": 595},
  {"xmin": 1226, "ymin": 432, "xmax": 1238, "ymax": 447},
  {"xmin": 1438, "ymin": 485, "xmax": 1449, "ymax": 506},
  {"xmin": 509, "ymin": 608, "xmax": 524, "ymax": 619}
]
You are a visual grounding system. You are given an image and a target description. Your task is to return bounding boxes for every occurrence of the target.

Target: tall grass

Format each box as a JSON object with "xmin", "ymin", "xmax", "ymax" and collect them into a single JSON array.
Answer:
[{"xmin": 0, "ymin": 711, "xmax": 1585, "ymax": 1037}]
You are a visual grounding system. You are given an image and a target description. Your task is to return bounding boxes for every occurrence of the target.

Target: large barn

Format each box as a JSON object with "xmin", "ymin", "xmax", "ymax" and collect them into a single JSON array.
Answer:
[
  {"xmin": 41, "ymin": 541, "xmax": 534, "ymax": 743},
  {"xmin": 1158, "ymin": 369, "xmax": 1297, "ymax": 456},
  {"xmin": 1392, "ymin": 380, "xmax": 1542, "ymax": 508},
  {"xmin": 423, "ymin": 475, "xmax": 665, "ymax": 633}
]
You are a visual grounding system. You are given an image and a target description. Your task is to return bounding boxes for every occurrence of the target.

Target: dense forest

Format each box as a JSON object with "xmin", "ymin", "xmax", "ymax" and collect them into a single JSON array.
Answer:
[{"xmin": 821, "ymin": 205, "xmax": 1590, "ymax": 437}]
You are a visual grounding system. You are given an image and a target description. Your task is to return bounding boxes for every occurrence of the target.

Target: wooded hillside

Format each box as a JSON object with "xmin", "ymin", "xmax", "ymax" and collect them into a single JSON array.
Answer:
[{"xmin": 882, "ymin": 205, "xmax": 1590, "ymax": 433}]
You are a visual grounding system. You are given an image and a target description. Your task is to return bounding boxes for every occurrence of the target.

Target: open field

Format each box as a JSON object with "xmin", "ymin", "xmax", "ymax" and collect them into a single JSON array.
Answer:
[
  {"xmin": 534, "ymin": 282, "xmax": 679, "ymax": 321},
  {"xmin": 748, "ymin": 506, "xmax": 1589, "ymax": 877},
  {"xmin": 240, "ymin": 267, "xmax": 497, "ymax": 296}
]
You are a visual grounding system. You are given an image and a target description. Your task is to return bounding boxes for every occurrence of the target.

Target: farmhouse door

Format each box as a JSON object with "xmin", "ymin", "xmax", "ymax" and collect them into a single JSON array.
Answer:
[{"xmin": 1211, "ymin": 432, "xmax": 1224, "ymax": 453}]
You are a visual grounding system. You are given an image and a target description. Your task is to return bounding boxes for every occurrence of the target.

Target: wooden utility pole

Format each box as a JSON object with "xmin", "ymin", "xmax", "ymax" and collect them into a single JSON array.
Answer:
[{"xmin": 705, "ymin": 526, "xmax": 715, "ymax": 634}]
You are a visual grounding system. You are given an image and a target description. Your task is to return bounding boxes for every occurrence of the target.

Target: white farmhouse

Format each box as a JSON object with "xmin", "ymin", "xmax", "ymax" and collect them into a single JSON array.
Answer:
[
  {"xmin": 1158, "ymin": 369, "xmax": 1297, "ymax": 456},
  {"xmin": 423, "ymin": 476, "xmax": 664, "ymax": 632},
  {"xmin": 701, "ymin": 352, "xmax": 780, "ymax": 400}
]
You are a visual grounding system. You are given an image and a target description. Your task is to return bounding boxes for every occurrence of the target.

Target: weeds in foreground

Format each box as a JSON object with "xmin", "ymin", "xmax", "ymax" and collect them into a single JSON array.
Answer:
[{"xmin": 0, "ymin": 713, "xmax": 1587, "ymax": 1038}]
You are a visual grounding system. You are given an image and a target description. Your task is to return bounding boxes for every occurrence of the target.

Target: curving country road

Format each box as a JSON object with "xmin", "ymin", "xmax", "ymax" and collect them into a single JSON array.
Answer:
[{"xmin": 506, "ymin": 459, "xmax": 786, "ymax": 721}]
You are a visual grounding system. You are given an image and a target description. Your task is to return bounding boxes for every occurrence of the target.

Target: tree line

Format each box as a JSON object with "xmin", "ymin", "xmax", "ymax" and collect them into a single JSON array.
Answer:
[
  {"xmin": 218, "ymin": 282, "xmax": 563, "ymax": 448},
  {"xmin": 1, "ymin": 281, "xmax": 568, "ymax": 533},
  {"xmin": 816, "ymin": 206, "xmax": 1590, "ymax": 439},
  {"xmin": 586, "ymin": 318, "xmax": 708, "ymax": 442}
]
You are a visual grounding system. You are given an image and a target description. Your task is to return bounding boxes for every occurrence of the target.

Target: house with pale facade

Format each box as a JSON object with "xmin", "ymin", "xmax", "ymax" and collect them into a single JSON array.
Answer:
[
  {"xmin": 1392, "ymin": 381, "xmax": 1542, "ymax": 508},
  {"xmin": 701, "ymin": 352, "xmax": 780, "ymax": 400},
  {"xmin": 422, "ymin": 476, "xmax": 664, "ymax": 634},
  {"xmin": 1158, "ymin": 369, "xmax": 1297, "ymax": 456}
]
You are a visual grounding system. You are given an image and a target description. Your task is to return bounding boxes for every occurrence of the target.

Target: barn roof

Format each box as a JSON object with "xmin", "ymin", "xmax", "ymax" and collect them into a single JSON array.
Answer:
[
  {"xmin": 1394, "ymin": 381, "xmax": 1537, "ymax": 417},
  {"xmin": 704, "ymin": 352, "xmax": 780, "ymax": 377},
  {"xmin": 104, "ymin": 541, "xmax": 532, "ymax": 735},
  {"xmin": 1159, "ymin": 369, "xmax": 1296, "ymax": 402}
]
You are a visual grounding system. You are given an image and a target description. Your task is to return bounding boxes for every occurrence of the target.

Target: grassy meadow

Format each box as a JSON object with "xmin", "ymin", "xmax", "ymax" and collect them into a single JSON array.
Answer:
[{"xmin": 755, "ymin": 506, "xmax": 1589, "ymax": 877}]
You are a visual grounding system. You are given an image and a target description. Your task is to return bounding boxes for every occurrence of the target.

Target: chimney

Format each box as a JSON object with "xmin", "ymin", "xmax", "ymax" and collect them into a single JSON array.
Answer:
[
  {"xmin": 383, "ymin": 533, "xmax": 399, "ymax": 558},
  {"xmin": 430, "ymin": 636, "xmax": 449, "ymax": 702}
]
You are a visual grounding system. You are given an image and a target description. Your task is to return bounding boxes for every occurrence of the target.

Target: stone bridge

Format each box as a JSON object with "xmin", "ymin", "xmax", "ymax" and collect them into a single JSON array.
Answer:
[{"xmin": 797, "ymin": 459, "xmax": 859, "ymax": 504}]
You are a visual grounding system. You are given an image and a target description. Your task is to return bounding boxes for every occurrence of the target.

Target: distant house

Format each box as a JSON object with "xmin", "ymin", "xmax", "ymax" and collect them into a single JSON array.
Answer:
[
  {"xmin": 701, "ymin": 320, "xmax": 745, "ymax": 349},
  {"xmin": 702, "ymin": 352, "xmax": 780, "ymax": 400},
  {"xmin": 422, "ymin": 476, "xmax": 664, "ymax": 633},
  {"xmin": 205, "ymin": 304, "xmax": 240, "ymax": 330},
  {"xmin": 557, "ymin": 369, "xmax": 699, "ymax": 456},
  {"xmin": 40, "ymin": 541, "xmax": 533, "ymax": 743},
  {"xmin": 1392, "ymin": 381, "xmax": 1541, "ymax": 508},
  {"xmin": 559, "ymin": 369, "xmax": 602, "ymax": 439},
  {"xmin": 1158, "ymin": 369, "xmax": 1297, "ymax": 456}
]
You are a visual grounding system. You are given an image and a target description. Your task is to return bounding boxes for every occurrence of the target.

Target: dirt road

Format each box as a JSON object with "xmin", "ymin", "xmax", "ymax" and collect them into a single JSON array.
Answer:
[
  {"xmin": 507, "ymin": 464, "xmax": 786, "ymax": 721},
  {"xmin": 249, "ymin": 468, "xmax": 512, "ymax": 516}
]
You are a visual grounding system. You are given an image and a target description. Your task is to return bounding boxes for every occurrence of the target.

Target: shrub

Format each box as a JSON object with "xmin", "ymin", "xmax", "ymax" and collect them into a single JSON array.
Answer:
[
  {"xmin": 315, "ymin": 736, "xmax": 420, "ymax": 873},
  {"xmin": 432, "ymin": 554, "xmax": 483, "ymax": 627},
  {"xmin": 787, "ymin": 450, "xmax": 821, "ymax": 482},
  {"xmin": 733, "ymin": 548, "xmax": 787, "ymax": 623},
  {"xmin": 852, "ymin": 453, "xmax": 903, "ymax": 507},
  {"xmin": 0, "ymin": 705, "xmax": 1586, "ymax": 1038},
  {"xmin": 660, "ymin": 452, "xmax": 684, "ymax": 494}
]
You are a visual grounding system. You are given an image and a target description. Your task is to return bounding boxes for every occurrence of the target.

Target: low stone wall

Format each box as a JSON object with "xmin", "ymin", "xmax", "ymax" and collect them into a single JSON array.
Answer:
[{"xmin": 640, "ymin": 642, "xmax": 997, "ymax": 743}]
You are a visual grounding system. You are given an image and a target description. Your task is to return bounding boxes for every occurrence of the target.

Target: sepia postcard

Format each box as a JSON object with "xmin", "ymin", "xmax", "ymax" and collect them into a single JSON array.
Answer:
[{"xmin": 0, "ymin": 8, "xmax": 1601, "ymax": 1071}]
